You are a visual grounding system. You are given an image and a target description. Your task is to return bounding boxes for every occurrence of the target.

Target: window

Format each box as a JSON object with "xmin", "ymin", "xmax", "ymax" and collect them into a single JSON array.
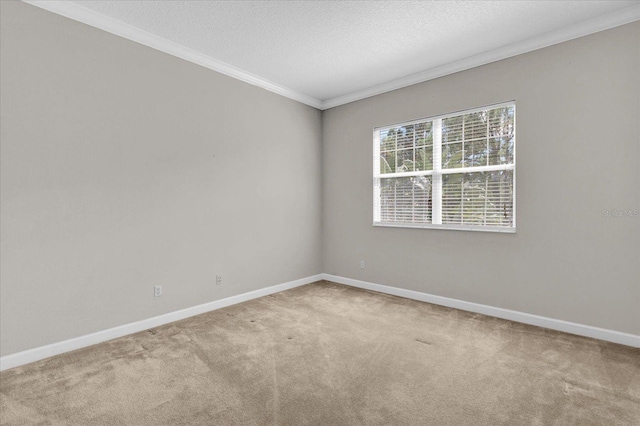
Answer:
[{"xmin": 373, "ymin": 102, "xmax": 515, "ymax": 232}]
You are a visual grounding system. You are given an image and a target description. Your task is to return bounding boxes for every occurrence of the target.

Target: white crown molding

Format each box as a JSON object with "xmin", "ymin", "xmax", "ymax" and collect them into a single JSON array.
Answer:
[
  {"xmin": 321, "ymin": 274, "xmax": 640, "ymax": 348},
  {"xmin": 20, "ymin": 1, "xmax": 640, "ymax": 110},
  {"xmin": 0, "ymin": 274, "xmax": 322, "ymax": 371},
  {"xmin": 21, "ymin": 0, "xmax": 324, "ymax": 110},
  {"xmin": 320, "ymin": 4, "xmax": 640, "ymax": 109}
]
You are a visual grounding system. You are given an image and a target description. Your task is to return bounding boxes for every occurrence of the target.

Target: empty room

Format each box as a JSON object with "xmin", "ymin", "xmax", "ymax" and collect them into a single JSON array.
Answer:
[{"xmin": 1, "ymin": 0, "xmax": 639, "ymax": 424}]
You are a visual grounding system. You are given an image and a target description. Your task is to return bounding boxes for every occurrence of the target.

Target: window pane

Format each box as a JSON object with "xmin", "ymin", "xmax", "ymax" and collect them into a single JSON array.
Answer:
[
  {"xmin": 379, "ymin": 176, "xmax": 432, "ymax": 223},
  {"xmin": 488, "ymin": 170, "xmax": 514, "ymax": 226},
  {"xmin": 397, "ymin": 125, "xmax": 415, "ymax": 150},
  {"xmin": 442, "ymin": 142, "xmax": 463, "ymax": 168},
  {"xmin": 488, "ymin": 136, "xmax": 514, "ymax": 165},
  {"xmin": 380, "ymin": 128, "xmax": 397, "ymax": 152},
  {"xmin": 442, "ymin": 174, "xmax": 463, "ymax": 224},
  {"xmin": 504, "ymin": 137, "xmax": 515, "ymax": 164},
  {"xmin": 442, "ymin": 116, "xmax": 463, "ymax": 143},
  {"xmin": 466, "ymin": 139, "xmax": 488, "ymax": 167},
  {"xmin": 415, "ymin": 145, "xmax": 433, "ymax": 171},
  {"xmin": 463, "ymin": 112, "xmax": 487, "ymax": 141},
  {"xmin": 488, "ymin": 107, "xmax": 515, "ymax": 139},
  {"xmin": 380, "ymin": 151, "xmax": 396, "ymax": 174},
  {"xmin": 415, "ymin": 122, "xmax": 433, "ymax": 147},
  {"xmin": 442, "ymin": 171, "xmax": 513, "ymax": 227},
  {"xmin": 396, "ymin": 148, "xmax": 415, "ymax": 172},
  {"xmin": 487, "ymin": 105, "xmax": 515, "ymax": 165},
  {"xmin": 442, "ymin": 106, "xmax": 515, "ymax": 170}
]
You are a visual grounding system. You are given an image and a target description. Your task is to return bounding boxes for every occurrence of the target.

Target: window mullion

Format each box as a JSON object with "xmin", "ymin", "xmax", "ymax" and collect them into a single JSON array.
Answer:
[
  {"xmin": 373, "ymin": 130, "xmax": 381, "ymax": 222},
  {"xmin": 432, "ymin": 119, "xmax": 442, "ymax": 224}
]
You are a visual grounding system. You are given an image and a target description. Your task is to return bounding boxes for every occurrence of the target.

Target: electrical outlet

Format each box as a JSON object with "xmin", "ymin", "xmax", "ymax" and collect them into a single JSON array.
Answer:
[
  {"xmin": 154, "ymin": 285, "xmax": 162, "ymax": 297},
  {"xmin": 360, "ymin": 260, "xmax": 365, "ymax": 269},
  {"xmin": 216, "ymin": 275, "xmax": 222, "ymax": 285}
]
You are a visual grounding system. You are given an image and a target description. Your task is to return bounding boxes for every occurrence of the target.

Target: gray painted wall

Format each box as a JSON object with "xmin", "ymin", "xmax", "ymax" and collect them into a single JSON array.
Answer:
[
  {"xmin": 0, "ymin": 1, "xmax": 322, "ymax": 356},
  {"xmin": 322, "ymin": 22, "xmax": 640, "ymax": 335},
  {"xmin": 1, "ymin": 1, "xmax": 638, "ymax": 358}
]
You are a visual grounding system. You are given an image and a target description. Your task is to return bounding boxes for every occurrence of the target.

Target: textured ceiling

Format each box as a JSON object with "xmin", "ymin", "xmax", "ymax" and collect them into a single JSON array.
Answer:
[{"xmin": 43, "ymin": 1, "xmax": 640, "ymax": 107}]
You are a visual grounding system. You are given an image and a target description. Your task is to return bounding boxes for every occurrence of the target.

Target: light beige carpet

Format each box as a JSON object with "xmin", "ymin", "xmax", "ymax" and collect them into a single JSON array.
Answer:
[{"xmin": 1, "ymin": 281, "xmax": 639, "ymax": 425}]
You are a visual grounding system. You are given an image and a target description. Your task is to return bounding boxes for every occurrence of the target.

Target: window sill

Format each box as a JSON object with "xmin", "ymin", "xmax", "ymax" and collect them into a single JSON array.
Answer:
[{"xmin": 373, "ymin": 222, "xmax": 516, "ymax": 233}]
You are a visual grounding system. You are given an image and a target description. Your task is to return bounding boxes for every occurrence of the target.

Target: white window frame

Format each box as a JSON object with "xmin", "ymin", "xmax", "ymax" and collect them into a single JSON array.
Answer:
[{"xmin": 373, "ymin": 101, "xmax": 516, "ymax": 233}]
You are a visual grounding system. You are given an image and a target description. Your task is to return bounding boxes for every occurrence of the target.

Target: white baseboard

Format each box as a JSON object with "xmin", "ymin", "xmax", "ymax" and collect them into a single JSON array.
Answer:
[
  {"xmin": 0, "ymin": 274, "xmax": 322, "ymax": 371},
  {"xmin": 3, "ymin": 272, "xmax": 637, "ymax": 371},
  {"xmin": 321, "ymin": 274, "xmax": 640, "ymax": 348}
]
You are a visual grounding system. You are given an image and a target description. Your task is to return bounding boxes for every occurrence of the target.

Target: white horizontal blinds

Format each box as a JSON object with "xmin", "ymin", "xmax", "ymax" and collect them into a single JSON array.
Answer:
[
  {"xmin": 379, "ymin": 176, "xmax": 433, "ymax": 223},
  {"xmin": 442, "ymin": 106, "xmax": 514, "ymax": 169},
  {"xmin": 379, "ymin": 122, "xmax": 433, "ymax": 174},
  {"xmin": 440, "ymin": 105, "xmax": 515, "ymax": 227},
  {"xmin": 377, "ymin": 121, "xmax": 434, "ymax": 224},
  {"xmin": 374, "ymin": 102, "xmax": 515, "ymax": 229},
  {"xmin": 442, "ymin": 171, "xmax": 514, "ymax": 226}
]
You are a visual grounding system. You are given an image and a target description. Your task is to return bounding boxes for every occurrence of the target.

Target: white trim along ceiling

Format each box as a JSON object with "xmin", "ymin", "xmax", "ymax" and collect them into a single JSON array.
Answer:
[{"xmin": 21, "ymin": 1, "xmax": 640, "ymax": 110}]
